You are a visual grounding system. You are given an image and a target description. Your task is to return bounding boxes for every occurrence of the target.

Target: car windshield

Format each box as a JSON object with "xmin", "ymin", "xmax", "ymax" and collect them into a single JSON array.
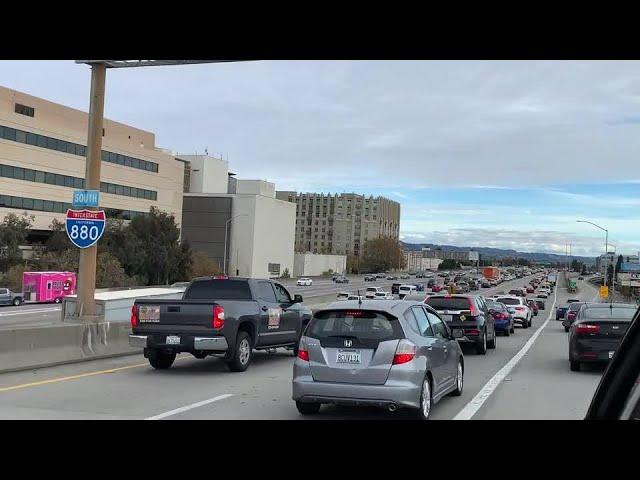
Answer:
[
  {"xmin": 425, "ymin": 297, "xmax": 471, "ymax": 310},
  {"xmin": 581, "ymin": 307, "xmax": 638, "ymax": 319}
]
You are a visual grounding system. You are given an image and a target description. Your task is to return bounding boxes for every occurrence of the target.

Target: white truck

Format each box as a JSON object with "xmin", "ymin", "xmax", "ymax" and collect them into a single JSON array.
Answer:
[{"xmin": 547, "ymin": 273, "xmax": 557, "ymax": 286}]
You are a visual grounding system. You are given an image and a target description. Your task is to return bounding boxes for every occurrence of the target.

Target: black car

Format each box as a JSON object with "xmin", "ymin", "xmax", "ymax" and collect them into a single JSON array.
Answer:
[
  {"xmin": 481, "ymin": 281, "xmax": 491, "ymax": 288},
  {"xmin": 335, "ymin": 276, "xmax": 349, "ymax": 284},
  {"xmin": 556, "ymin": 305, "xmax": 569, "ymax": 320},
  {"xmin": 426, "ymin": 279, "xmax": 436, "ymax": 288},
  {"xmin": 391, "ymin": 283, "xmax": 402, "ymax": 295},
  {"xmin": 562, "ymin": 302, "xmax": 588, "ymax": 332},
  {"xmin": 584, "ymin": 305, "xmax": 640, "ymax": 420},
  {"xmin": 509, "ymin": 289, "xmax": 524, "ymax": 297},
  {"xmin": 364, "ymin": 275, "xmax": 376, "ymax": 282},
  {"xmin": 569, "ymin": 303, "xmax": 638, "ymax": 372},
  {"xmin": 424, "ymin": 294, "xmax": 497, "ymax": 354}
]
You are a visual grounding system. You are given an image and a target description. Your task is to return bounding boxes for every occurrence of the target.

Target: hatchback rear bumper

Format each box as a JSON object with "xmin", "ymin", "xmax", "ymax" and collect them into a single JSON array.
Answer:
[{"xmin": 292, "ymin": 376, "xmax": 421, "ymax": 409}]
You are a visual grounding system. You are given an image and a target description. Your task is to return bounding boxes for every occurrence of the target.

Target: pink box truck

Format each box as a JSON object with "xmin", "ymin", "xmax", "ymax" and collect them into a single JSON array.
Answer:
[{"xmin": 22, "ymin": 271, "xmax": 77, "ymax": 304}]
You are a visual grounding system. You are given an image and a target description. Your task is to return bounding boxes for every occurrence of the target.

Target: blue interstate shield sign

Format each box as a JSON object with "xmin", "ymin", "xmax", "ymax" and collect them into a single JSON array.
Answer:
[{"xmin": 65, "ymin": 209, "xmax": 106, "ymax": 249}]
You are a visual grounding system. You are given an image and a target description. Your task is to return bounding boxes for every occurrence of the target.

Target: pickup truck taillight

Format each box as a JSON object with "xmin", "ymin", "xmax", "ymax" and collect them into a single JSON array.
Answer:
[
  {"xmin": 130, "ymin": 305, "xmax": 138, "ymax": 327},
  {"xmin": 212, "ymin": 305, "xmax": 225, "ymax": 329}
]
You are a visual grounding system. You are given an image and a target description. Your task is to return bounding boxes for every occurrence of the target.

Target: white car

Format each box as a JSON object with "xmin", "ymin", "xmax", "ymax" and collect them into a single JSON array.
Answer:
[
  {"xmin": 336, "ymin": 291, "xmax": 351, "ymax": 300},
  {"xmin": 496, "ymin": 295, "xmax": 532, "ymax": 328},
  {"xmin": 373, "ymin": 291, "xmax": 394, "ymax": 300},
  {"xmin": 365, "ymin": 286, "xmax": 383, "ymax": 299},
  {"xmin": 398, "ymin": 284, "xmax": 417, "ymax": 299},
  {"xmin": 297, "ymin": 278, "xmax": 313, "ymax": 286},
  {"xmin": 347, "ymin": 294, "xmax": 364, "ymax": 301}
]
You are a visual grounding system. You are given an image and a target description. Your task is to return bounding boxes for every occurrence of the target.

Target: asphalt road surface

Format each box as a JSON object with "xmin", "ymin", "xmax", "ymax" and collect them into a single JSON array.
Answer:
[{"xmin": 0, "ymin": 273, "xmax": 614, "ymax": 420}]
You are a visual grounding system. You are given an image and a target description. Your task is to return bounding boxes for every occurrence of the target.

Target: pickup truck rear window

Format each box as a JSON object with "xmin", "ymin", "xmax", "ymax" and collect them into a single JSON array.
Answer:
[{"xmin": 184, "ymin": 280, "xmax": 253, "ymax": 300}]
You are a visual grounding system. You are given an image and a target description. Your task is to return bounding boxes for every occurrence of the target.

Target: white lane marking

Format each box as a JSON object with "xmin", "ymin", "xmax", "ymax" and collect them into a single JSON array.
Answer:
[
  {"xmin": 145, "ymin": 394, "xmax": 234, "ymax": 420},
  {"xmin": 0, "ymin": 308, "xmax": 61, "ymax": 317},
  {"xmin": 453, "ymin": 281, "xmax": 559, "ymax": 420}
]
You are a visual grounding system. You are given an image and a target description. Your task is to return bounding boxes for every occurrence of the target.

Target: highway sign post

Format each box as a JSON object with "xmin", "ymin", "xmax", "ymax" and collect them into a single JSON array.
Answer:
[{"xmin": 65, "ymin": 210, "xmax": 106, "ymax": 249}]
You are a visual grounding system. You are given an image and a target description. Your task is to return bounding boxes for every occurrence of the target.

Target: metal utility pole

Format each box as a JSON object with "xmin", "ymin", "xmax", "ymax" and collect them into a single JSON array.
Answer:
[{"xmin": 76, "ymin": 63, "xmax": 106, "ymax": 318}]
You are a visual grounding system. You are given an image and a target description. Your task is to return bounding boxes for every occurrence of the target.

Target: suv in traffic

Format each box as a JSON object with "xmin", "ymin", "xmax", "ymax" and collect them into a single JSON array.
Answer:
[{"xmin": 424, "ymin": 294, "xmax": 497, "ymax": 354}]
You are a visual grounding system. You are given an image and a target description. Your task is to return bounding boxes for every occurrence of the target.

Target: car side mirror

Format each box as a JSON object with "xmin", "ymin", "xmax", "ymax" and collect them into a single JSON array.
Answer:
[{"xmin": 293, "ymin": 294, "xmax": 303, "ymax": 304}]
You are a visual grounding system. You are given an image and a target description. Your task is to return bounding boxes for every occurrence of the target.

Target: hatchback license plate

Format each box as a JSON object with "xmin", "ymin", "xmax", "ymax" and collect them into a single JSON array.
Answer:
[
  {"xmin": 609, "ymin": 351, "xmax": 614, "ymax": 359},
  {"xmin": 166, "ymin": 335, "xmax": 180, "ymax": 345},
  {"xmin": 337, "ymin": 350, "xmax": 361, "ymax": 364}
]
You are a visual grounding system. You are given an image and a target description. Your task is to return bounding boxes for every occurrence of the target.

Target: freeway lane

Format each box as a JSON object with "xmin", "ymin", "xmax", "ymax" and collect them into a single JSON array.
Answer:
[
  {"xmin": 0, "ymin": 304, "xmax": 61, "ymax": 329},
  {"xmin": 0, "ymin": 274, "xmax": 556, "ymax": 419},
  {"xmin": 471, "ymin": 276, "xmax": 604, "ymax": 419}
]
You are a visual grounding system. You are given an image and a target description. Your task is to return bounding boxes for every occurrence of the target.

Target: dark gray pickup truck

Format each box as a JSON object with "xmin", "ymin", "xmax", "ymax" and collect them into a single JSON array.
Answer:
[{"xmin": 129, "ymin": 277, "xmax": 313, "ymax": 372}]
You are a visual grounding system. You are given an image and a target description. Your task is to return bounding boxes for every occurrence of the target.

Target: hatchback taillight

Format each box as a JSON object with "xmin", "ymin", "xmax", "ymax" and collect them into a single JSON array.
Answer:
[
  {"xmin": 576, "ymin": 323, "xmax": 600, "ymax": 334},
  {"xmin": 212, "ymin": 305, "xmax": 225, "ymax": 329},
  {"xmin": 393, "ymin": 339, "xmax": 417, "ymax": 365},
  {"xmin": 298, "ymin": 349, "xmax": 310, "ymax": 361},
  {"xmin": 130, "ymin": 305, "xmax": 138, "ymax": 328}
]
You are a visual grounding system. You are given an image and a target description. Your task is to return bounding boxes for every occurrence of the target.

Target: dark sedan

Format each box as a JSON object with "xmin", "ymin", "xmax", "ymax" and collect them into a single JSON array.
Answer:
[
  {"xmin": 334, "ymin": 276, "xmax": 350, "ymax": 284},
  {"xmin": 569, "ymin": 303, "xmax": 638, "ymax": 372},
  {"xmin": 563, "ymin": 302, "xmax": 587, "ymax": 332},
  {"xmin": 534, "ymin": 299, "xmax": 545, "ymax": 311},
  {"xmin": 556, "ymin": 304, "xmax": 569, "ymax": 320}
]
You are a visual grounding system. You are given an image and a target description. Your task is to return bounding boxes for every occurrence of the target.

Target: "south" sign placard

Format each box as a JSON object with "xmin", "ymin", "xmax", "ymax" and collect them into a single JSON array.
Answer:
[{"xmin": 65, "ymin": 209, "xmax": 106, "ymax": 249}]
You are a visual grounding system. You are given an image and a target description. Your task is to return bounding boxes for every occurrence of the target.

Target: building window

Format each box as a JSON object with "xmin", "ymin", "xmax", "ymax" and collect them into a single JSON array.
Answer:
[
  {"xmin": 0, "ymin": 163, "xmax": 157, "ymax": 201},
  {"xmin": 15, "ymin": 103, "xmax": 35, "ymax": 117}
]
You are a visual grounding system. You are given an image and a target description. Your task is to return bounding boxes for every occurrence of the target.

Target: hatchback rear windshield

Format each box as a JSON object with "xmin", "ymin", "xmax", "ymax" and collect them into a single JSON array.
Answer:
[
  {"xmin": 497, "ymin": 297, "xmax": 520, "ymax": 305},
  {"xmin": 425, "ymin": 297, "xmax": 472, "ymax": 310},
  {"xmin": 308, "ymin": 310, "xmax": 404, "ymax": 341},
  {"xmin": 568, "ymin": 303, "xmax": 585, "ymax": 311},
  {"xmin": 184, "ymin": 280, "xmax": 253, "ymax": 300},
  {"xmin": 486, "ymin": 301, "xmax": 506, "ymax": 311},
  {"xmin": 581, "ymin": 307, "xmax": 638, "ymax": 319}
]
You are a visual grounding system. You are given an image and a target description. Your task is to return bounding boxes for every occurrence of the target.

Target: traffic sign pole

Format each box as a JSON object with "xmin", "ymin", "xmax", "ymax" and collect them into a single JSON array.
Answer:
[{"xmin": 77, "ymin": 63, "xmax": 106, "ymax": 319}]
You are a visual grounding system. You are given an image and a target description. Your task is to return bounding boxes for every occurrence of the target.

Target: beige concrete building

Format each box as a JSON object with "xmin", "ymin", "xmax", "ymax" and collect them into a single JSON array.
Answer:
[
  {"xmin": 293, "ymin": 253, "xmax": 347, "ymax": 277},
  {"xmin": 179, "ymin": 155, "xmax": 296, "ymax": 278},
  {"xmin": 276, "ymin": 191, "xmax": 401, "ymax": 257},
  {"xmin": 0, "ymin": 86, "xmax": 184, "ymax": 241}
]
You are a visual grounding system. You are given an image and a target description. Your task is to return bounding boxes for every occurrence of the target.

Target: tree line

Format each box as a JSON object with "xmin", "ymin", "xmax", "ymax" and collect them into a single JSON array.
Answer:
[{"xmin": 0, "ymin": 209, "xmax": 220, "ymax": 291}]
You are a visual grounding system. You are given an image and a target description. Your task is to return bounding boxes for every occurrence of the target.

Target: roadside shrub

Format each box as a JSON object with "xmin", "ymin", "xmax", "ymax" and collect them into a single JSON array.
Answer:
[{"xmin": 281, "ymin": 268, "xmax": 291, "ymax": 279}]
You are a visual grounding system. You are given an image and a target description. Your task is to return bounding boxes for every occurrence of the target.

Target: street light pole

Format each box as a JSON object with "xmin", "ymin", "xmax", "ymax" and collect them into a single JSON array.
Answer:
[
  {"xmin": 76, "ymin": 63, "xmax": 106, "ymax": 318},
  {"xmin": 576, "ymin": 220, "xmax": 609, "ymax": 288},
  {"xmin": 223, "ymin": 214, "xmax": 248, "ymax": 276}
]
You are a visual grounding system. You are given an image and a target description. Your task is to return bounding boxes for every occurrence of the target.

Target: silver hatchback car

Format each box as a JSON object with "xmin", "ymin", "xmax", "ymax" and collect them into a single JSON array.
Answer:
[{"xmin": 292, "ymin": 300, "xmax": 464, "ymax": 419}]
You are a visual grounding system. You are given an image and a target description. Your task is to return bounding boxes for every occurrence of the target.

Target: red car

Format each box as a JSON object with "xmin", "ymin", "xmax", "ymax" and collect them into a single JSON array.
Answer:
[
  {"xmin": 527, "ymin": 299, "xmax": 539, "ymax": 316},
  {"xmin": 431, "ymin": 284, "xmax": 444, "ymax": 292},
  {"xmin": 526, "ymin": 286, "xmax": 535, "ymax": 293}
]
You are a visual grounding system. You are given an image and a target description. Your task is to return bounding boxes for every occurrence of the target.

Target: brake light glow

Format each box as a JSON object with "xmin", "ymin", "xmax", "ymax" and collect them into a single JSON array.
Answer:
[
  {"xmin": 212, "ymin": 305, "xmax": 225, "ymax": 329},
  {"xmin": 344, "ymin": 311, "xmax": 365, "ymax": 317},
  {"xmin": 576, "ymin": 324, "xmax": 600, "ymax": 334},
  {"xmin": 393, "ymin": 339, "xmax": 417, "ymax": 365},
  {"xmin": 212, "ymin": 275, "xmax": 228, "ymax": 279},
  {"xmin": 515, "ymin": 307, "xmax": 525, "ymax": 311},
  {"xmin": 298, "ymin": 349, "xmax": 310, "ymax": 361},
  {"xmin": 130, "ymin": 305, "xmax": 138, "ymax": 328},
  {"xmin": 464, "ymin": 329, "xmax": 480, "ymax": 336}
]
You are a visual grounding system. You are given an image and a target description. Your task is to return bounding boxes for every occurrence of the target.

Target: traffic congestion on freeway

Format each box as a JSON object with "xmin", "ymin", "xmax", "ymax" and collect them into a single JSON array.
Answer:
[
  {"xmin": 1, "ymin": 268, "xmax": 638, "ymax": 420},
  {"xmin": 2, "ymin": 60, "xmax": 640, "ymax": 422}
]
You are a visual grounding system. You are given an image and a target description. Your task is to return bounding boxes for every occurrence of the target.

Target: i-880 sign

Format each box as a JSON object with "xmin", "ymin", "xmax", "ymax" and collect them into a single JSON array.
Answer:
[{"xmin": 65, "ymin": 209, "xmax": 106, "ymax": 249}]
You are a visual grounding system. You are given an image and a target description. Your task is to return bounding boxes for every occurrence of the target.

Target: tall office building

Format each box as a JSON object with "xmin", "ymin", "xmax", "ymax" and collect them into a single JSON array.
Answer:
[
  {"xmin": 0, "ymin": 85, "xmax": 184, "ymax": 244},
  {"xmin": 276, "ymin": 191, "xmax": 401, "ymax": 257}
]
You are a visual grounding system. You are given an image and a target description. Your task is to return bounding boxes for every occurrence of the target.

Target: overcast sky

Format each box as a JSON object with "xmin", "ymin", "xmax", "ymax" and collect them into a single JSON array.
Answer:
[{"xmin": 2, "ymin": 60, "xmax": 639, "ymax": 257}]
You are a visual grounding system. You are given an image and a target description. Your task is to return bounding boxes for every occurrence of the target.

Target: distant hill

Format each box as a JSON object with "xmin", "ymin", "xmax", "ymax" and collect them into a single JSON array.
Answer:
[{"xmin": 401, "ymin": 242, "xmax": 596, "ymax": 265}]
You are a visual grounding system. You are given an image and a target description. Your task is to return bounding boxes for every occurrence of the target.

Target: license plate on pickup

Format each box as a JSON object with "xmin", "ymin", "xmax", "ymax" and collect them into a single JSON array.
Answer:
[
  {"xmin": 166, "ymin": 335, "xmax": 181, "ymax": 345},
  {"xmin": 609, "ymin": 351, "xmax": 615, "ymax": 359},
  {"xmin": 336, "ymin": 350, "xmax": 361, "ymax": 364}
]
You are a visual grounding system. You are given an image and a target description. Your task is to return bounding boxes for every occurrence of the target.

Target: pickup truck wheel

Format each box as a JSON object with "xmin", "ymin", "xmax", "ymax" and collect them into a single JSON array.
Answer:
[
  {"xmin": 13, "ymin": 298, "xmax": 22, "ymax": 306},
  {"xmin": 149, "ymin": 351, "xmax": 176, "ymax": 370},
  {"xmin": 226, "ymin": 331, "xmax": 252, "ymax": 372}
]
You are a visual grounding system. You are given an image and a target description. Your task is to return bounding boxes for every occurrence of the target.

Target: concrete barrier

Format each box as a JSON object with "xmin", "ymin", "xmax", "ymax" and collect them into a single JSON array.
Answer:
[{"xmin": 0, "ymin": 320, "xmax": 139, "ymax": 374}]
